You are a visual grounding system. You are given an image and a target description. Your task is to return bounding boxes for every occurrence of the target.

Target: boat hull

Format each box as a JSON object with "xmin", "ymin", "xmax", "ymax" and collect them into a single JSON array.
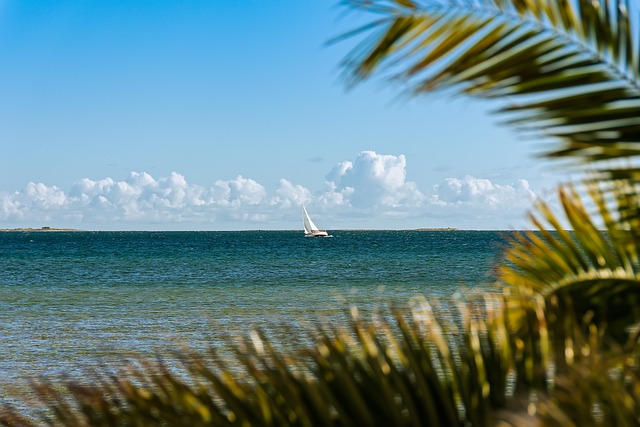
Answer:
[{"xmin": 305, "ymin": 230, "xmax": 329, "ymax": 237}]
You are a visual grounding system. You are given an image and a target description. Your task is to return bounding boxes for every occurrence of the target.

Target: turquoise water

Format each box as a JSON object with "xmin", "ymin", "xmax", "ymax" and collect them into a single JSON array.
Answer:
[{"xmin": 0, "ymin": 230, "xmax": 508, "ymax": 395}]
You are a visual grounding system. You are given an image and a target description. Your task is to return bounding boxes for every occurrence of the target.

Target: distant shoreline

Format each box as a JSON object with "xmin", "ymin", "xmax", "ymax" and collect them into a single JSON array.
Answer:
[
  {"xmin": 0, "ymin": 227, "xmax": 85, "ymax": 232},
  {"xmin": 0, "ymin": 227, "xmax": 467, "ymax": 233}
]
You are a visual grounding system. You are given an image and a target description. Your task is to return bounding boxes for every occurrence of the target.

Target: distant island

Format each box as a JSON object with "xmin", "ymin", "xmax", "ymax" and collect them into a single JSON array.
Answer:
[
  {"xmin": 415, "ymin": 227, "xmax": 459, "ymax": 231},
  {"xmin": 0, "ymin": 227, "xmax": 84, "ymax": 232}
]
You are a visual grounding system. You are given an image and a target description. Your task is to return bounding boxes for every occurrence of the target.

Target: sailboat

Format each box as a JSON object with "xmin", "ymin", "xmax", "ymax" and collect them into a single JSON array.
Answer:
[{"xmin": 302, "ymin": 204, "xmax": 329, "ymax": 237}]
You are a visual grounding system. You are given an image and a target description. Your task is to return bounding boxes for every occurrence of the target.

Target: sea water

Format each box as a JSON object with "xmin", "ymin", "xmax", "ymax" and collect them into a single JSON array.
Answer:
[{"xmin": 0, "ymin": 230, "xmax": 509, "ymax": 397}]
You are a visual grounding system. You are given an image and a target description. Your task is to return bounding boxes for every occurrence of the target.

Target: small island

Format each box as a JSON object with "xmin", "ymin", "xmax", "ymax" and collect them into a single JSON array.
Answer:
[
  {"xmin": 415, "ymin": 227, "xmax": 459, "ymax": 231},
  {"xmin": 0, "ymin": 227, "xmax": 84, "ymax": 232}
]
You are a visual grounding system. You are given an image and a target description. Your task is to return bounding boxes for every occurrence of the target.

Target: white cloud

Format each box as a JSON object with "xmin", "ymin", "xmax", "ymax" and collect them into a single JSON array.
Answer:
[
  {"xmin": 324, "ymin": 151, "xmax": 424, "ymax": 208},
  {"xmin": 273, "ymin": 179, "xmax": 312, "ymax": 208},
  {"xmin": 432, "ymin": 176, "xmax": 535, "ymax": 209},
  {"xmin": 0, "ymin": 152, "xmax": 544, "ymax": 230},
  {"xmin": 212, "ymin": 175, "xmax": 266, "ymax": 207},
  {"xmin": 0, "ymin": 183, "xmax": 67, "ymax": 221},
  {"xmin": 67, "ymin": 172, "xmax": 205, "ymax": 220}
]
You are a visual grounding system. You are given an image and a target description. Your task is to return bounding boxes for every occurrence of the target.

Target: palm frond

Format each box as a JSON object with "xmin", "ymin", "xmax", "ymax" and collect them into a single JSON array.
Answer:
[
  {"xmin": 537, "ymin": 331, "xmax": 640, "ymax": 426},
  {"xmin": 339, "ymin": 0, "xmax": 640, "ymax": 176},
  {"xmin": 499, "ymin": 181, "xmax": 640, "ymax": 342}
]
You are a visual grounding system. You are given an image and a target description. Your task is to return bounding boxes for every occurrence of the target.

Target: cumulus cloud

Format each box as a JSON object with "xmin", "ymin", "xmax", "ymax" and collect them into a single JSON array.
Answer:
[
  {"xmin": 1, "ymin": 172, "xmax": 279, "ymax": 226},
  {"xmin": 67, "ymin": 172, "xmax": 207, "ymax": 219},
  {"xmin": 324, "ymin": 151, "xmax": 424, "ymax": 208},
  {"xmin": 0, "ymin": 183, "xmax": 67, "ymax": 221},
  {"xmin": 0, "ymin": 152, "xmax": 543, "ymax": 229},
  {"xmin": 432, "ymin": 176, "xmax": 535, "ymax": 209},
  {"xmin": 273, "ymin": 179, "xmax": 312, "ymax": 208},
  {"xmin": 212, "ymin": 175, "xmax": 267, "ymax": 207}
]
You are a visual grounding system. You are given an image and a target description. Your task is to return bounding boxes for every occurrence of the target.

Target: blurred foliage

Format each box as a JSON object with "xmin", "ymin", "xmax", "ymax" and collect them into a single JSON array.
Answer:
[{"xmin": 335, "ymin": 0, "xmax": 640, "ymax": 182}]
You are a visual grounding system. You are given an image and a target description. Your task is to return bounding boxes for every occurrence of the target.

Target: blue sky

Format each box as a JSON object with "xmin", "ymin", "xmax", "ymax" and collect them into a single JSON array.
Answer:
[{"xmin": 0, "ymin": 1, "xmax": 569, "ymax": 230}]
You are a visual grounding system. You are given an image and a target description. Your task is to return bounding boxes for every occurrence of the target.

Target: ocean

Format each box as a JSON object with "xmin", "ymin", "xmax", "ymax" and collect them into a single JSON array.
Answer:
[{"xmin": 0, "ymin": 230, "xmax": 509, "ymax": 397}]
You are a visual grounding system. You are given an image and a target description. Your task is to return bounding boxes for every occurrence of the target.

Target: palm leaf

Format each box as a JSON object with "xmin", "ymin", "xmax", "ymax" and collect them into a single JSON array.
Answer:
[
  {"xmin": 537, "ymin": 330, "xmax": 640, "ymax": 426},
  {"xmin": 499, "ymin": 181, "xmax": 640, "ymax": 342},
  {"xmin": 339, "ymin": 0, "xmax": 640, "ymax": 178}
]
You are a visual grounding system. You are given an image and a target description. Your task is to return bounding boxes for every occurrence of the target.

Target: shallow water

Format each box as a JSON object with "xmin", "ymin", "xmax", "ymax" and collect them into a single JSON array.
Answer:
[{"xmin": 0, "ymin": 230, "xmax": 508, "ymax": 398}]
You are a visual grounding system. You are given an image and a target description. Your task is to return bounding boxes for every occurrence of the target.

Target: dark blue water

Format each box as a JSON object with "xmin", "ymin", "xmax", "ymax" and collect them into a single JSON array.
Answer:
[{"xmin": 0, "ymin": 230, "xmax": 508, "ymax": 395}]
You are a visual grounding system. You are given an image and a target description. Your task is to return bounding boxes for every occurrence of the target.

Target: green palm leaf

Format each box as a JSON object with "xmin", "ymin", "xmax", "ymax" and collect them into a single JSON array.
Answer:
[
  {"xmin": 337, "ymin": 0, "xmax": 640, "ymax": 177},
  {"xmin": 499, "ymin": 182, "xmax": 640, "ymax": 342}
]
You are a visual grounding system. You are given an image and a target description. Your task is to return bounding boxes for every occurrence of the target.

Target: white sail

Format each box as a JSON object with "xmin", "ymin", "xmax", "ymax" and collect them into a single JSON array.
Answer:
[
  {"xmin": 302, "ymin": 205, "xmax": 317, "ymax": 233},
  {"xmin": 302, "ymin": 204, "xmax": 329, "ymax": 237}
]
